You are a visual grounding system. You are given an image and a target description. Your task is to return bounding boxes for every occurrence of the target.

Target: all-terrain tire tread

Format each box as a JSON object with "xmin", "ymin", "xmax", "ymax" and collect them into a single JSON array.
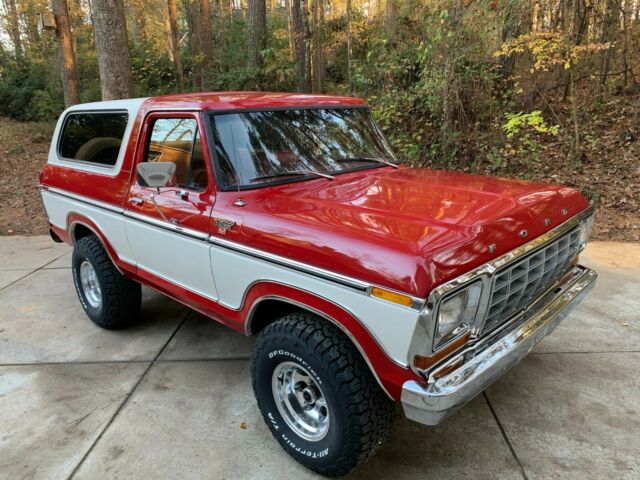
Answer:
[
  {"xmin": 252, "ymin": 312, "xmax": 395, "ymax": 477},
  {"xmin": 72, "ymin": 235, "xmax": 141, "ymax": 329}
]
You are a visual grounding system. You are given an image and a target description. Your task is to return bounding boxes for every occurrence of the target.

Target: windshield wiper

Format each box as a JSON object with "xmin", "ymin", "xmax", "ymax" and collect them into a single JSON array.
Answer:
[
  {"xmin": 250, "ymin": 169, "xmax": 335, "ymax": 182},
  {"xmin": 334, "ymin": 156, "xmax": 399, "ymax": 169}
]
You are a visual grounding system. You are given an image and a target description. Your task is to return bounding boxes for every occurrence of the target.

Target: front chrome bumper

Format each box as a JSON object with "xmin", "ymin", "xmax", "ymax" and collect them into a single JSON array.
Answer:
[{"xmin": 401, "ymin": 264, "xmax": 597, "ymax": 426}]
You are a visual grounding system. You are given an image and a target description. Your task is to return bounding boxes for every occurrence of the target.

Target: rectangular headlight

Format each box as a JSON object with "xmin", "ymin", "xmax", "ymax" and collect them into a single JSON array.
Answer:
[{"xmin": 435, "ymin": 282, "xmax": 482, "ymax": 348}]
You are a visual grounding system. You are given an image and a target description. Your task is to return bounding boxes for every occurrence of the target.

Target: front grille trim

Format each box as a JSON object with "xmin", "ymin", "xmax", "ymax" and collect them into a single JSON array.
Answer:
[
  {"xmin": 410, "ymin": 206, "xmax": 593, "ymax": 365},
  {"xmin": 480, "ymin": 226, "xmax": 581, "ymax": 335}
]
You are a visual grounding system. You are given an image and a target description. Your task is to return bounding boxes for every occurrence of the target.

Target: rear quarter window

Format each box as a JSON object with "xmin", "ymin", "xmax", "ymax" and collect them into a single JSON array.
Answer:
[{"xmin": 58, "ymin": 112, "xmax": 129, "ymax": 166}]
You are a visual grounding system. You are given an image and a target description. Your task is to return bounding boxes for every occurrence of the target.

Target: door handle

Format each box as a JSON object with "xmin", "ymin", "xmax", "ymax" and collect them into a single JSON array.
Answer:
[{"xmin": 130, "ymin": 197, "xmax": 144, "ymax": 206}]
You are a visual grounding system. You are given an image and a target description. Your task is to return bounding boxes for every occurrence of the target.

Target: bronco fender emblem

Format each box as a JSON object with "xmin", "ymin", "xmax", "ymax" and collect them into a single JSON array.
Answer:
[{"xmin": 214, "ymin": 217, "xmax": 235, "ymax": 234}]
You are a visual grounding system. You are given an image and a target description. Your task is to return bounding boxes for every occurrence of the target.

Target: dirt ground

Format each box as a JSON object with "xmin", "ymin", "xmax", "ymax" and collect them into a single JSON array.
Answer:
[
  {"xmin": 0, "ymin": 118, "xmax": 52, "ymax": 236},
  {"xmin": 0, "ymin": 109, "xmax": 637, "ymax": 241},
  {"xmin": 522, "ymin": 94, "xmax": 640, "ymax": 242}
]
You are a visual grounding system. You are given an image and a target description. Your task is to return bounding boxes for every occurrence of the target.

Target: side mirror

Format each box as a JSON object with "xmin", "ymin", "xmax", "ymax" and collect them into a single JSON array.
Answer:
[{"xmin": 137, "ymin": 162, "xmax": 176, "ymax": 189}]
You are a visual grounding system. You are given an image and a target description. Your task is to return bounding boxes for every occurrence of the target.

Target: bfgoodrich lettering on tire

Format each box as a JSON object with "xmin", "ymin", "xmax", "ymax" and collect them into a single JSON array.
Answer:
[
  {"xmin": 251, "ymin": 312, "xmax": 395, "ymax": 476},
  {"xmin": 72, "ymin": 235, "xmax": 141, "ymax": 329}
]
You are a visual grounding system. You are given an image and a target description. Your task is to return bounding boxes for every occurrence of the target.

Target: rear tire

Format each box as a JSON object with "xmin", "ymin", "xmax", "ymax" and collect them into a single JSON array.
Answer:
[
  {"xmin": 72, "ymin": 235, "xmax": 141, "ymax": 329},
  {"xmin": 251, "ymin": 312, "xmax": 395, "ymax": 477}
]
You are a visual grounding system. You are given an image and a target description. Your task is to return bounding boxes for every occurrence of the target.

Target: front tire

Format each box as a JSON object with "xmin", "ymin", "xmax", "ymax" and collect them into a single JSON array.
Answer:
[
  {"xmin": 251, "ymin": 312, "xmax": 395, "ymax": 477},
  {"xmin": 72, "ymin": 235, "xmax": 141, "ymax": 329}
]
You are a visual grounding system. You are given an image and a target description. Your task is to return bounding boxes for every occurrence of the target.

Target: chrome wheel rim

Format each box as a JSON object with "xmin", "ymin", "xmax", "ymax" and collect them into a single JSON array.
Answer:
[
  {"xmin": 272, "ymin": 361, "xmax": 330, "ymax": 442},
  {"xmin": 79, "ymin": 260, "xmax": 102, "ymax": 309}
]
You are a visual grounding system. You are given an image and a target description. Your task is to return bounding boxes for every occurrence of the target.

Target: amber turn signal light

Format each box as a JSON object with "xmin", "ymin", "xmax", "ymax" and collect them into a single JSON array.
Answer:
[
  {"xmin": 370, "ymin": 287, "xmax": 413, "ymax": 307},
  {"xmin": 413, "ymin": 355, "xmax": 434, "ymax": 370},
  {"xmin": 412, "ymin": 333, "xmax": 470, "ymax": 371}
]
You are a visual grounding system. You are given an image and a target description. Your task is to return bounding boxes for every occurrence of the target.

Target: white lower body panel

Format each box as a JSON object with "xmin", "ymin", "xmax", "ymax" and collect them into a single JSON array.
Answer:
[
  {"xmin": 124, "ymin": 220, "xmax": 218, "ymax": 301},
  {"xmin": 41, "ymin": 190, "xmax": 135, "ymax": 265},
  {"xmin": 210, "ymin": 247, "xmax": 416, "ymax": 366}
]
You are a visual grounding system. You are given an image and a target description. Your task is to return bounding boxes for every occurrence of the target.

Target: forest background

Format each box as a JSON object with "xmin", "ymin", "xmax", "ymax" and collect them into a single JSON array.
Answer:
[{"xmin": 0, "ymin": 0, "xmax": 638, "ymax": 240}]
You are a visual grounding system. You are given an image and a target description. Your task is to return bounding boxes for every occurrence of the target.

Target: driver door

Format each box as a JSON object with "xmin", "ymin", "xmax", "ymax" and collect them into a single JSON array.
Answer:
[{"xmin": 124, "ymin": 113, "xmax": 218, "ymax": 300}]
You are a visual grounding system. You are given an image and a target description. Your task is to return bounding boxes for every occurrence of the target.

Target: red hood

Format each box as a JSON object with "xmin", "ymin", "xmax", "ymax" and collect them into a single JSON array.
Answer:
[{"xmin": 228, "ymin": 167, "xmax": 589, "ymax": 297}]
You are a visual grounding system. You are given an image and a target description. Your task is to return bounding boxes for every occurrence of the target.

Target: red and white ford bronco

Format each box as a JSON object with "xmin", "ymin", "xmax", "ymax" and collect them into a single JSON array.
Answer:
[{"xmin": 39, "ymin": 92, "xmax": 597, "ymax": 476}]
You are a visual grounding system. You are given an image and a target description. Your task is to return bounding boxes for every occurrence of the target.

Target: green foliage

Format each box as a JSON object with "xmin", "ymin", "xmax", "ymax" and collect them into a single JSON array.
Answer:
[
  {"xmin": 351, "ymin": 3, "xmax": 503, "ymax": 168},
  {"xmin": 494, "ymin": 31, "xmax": 612, "ymax": 72},
  {"xmin": 206, "ymin": 12, "xmax": 297, "ymax": 91},
  {"xmin": 0, "ymin": 62, "xmax": 65, "ymax": 121},
  {"xmin": 494, "ymin": 110, "xmax": 559, "ymax": 167},
  {"xmin": 1, "ymin": 0, "xmax": 634, "ymax": 178},
  {"xmin": 31, "ymin": 88, "xmax": 66, "ymax": 120},
  {"xmin": 131, "ymin": 44, "xmax": 179, "ymax": 96},
  {"xmin": 503, "ymin": 111, "xmax": 559, "ymax": 138}
]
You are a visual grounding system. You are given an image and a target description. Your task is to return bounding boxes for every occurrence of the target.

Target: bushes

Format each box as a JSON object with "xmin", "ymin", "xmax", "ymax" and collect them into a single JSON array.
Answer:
[
  {"xmin": 356, "ymin": 4, "xmax": 502, "ymax": 168},
  {"xmin": 0, "ymin": 62, "xmax": 65, "ymax": 121},
  {"xmin": 131, "ymin": 45, "xmax": 179, "ymax": 96}
]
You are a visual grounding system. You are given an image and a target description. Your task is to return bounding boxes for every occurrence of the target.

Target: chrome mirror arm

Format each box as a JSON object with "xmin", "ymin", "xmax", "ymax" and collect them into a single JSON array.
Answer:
[{"xmin": 150, "ymin": 189, "xmax": 171, "ymax": 224}]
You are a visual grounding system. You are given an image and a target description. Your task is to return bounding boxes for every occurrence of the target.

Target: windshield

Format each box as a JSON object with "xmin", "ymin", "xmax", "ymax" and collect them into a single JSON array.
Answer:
[{"xmin": 208, "ymin": 108, "xmax": 398, "ymax": 189}]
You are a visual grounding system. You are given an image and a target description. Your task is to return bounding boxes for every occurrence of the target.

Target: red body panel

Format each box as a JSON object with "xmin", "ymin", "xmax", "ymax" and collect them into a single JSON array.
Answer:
[
  {"xmin": 213, "ymin": 167, "xmax": 588, "ymax": 296},
  {"xmin": 141, "ymin": 91, "xmax": 367, "ymax": 112},
  {"xmin": 39, "ymin": 92, "xmax": 590, "ymax": 400}
]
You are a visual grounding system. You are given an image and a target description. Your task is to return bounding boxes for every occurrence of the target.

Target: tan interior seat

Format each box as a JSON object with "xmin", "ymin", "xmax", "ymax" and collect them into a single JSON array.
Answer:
[{"xmin": 74, "ymin": 137, "xmax": 122, "ymax": 163}]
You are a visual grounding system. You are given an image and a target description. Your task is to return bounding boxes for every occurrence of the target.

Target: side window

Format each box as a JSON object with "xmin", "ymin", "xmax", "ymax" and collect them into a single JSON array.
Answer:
[
  {"xmin": 144, "ymin": 118, "xmax": 208, "ymax": 190},
  {"xmin": 58, "ymin": 112, "xmax": 129, "ymax": 166}
]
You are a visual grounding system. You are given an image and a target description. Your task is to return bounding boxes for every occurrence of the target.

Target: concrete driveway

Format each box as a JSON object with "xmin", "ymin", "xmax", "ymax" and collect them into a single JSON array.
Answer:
[{"xmin": 0, "ymin": 236, "xmax": 638, "ymax": 480}]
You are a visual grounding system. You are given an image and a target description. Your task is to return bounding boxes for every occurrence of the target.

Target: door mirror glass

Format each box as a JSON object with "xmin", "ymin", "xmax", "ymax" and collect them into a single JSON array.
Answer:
[{"xmin": 137, "ymin": 162, "xmax": 176, "ymax": 189}]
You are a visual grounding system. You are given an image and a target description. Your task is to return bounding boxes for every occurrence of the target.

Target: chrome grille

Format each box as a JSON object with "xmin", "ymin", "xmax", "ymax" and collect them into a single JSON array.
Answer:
[{"xmin": 482, "ymin": 227, "xmax": 581, "ymax": 334}]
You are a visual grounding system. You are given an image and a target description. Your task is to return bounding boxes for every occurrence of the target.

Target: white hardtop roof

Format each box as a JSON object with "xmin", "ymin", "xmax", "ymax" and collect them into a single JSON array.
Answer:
[{"xmin": 63, "ymin": 97, "xmax": 149, "ymax": 114}]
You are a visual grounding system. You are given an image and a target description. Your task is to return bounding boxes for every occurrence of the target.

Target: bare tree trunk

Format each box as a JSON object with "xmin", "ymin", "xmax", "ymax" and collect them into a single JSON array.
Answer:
[
  {"xmin": 164, "ymin": 14, "xmax": 174, "ymax": 61},
  {"xmin": 631, "ymin": 95, "xmax": 640, "ymax": 139},
  {"xmin": 621, "ymin": 0, "xmax": 633, "ymax": 88},
  {"xmin": 247, "ymin": 0, "xmax": 267, "ymax": 68},
  {"xmin": 286, "ymin": 0, "xmax": 294, "ymax": 52},
  {"xmin": 289, "ymin": 0, "xmax": 311, "ymax": 92},
  {"xmin": 128, "ymin": 0, "xmax": 147, "ymax": 48},
  {"xmin": 3, "ymin": 0, "xmax": 23, "ymax": 58},
  {"xmin": 184, "ymin": 0, "xmax": 203, "ymax": 90},
  {"xmin": 90, "ymin": 0, "xmax": 135, "ymax": 100},
  {"xmin": 559, "ymin": 0, "xmax": 581, "ymax": 160},
  {"xmin": 600, "ymin": 0, "xmax": 617, "ymax": 86},
  {"xmin": 346, "ymin": 0, "xmax": 352, "ymax": 94},
  {"xmin": 200, "ymin": 0, "xmax": 213, "ymax": 89},
  {"xmin": 569, "ymin": 68, "xmax": 581, "ymax": 161},
  {"xmin": 385, "ymin": 0, "xmax": 397, "ymax": 45},
  {"xmin": 311, "ymin": 0, "xmax": 325, "ymax": 92},
  {"xmin": 68, "ymin": 0, "xmax": 86, "ymax": 55},
  {"xmin": 22, "ymin": 3, "xmax": 41, "ymax": 51},
  {"xmin": 167, "ymin": 0, "xmax": 185, "ymax": 91},
  {"xmin": 52, "ymin": 0, "xmax": 81, "ymax": 106},
  {"xmin": 499, "ymin": 4, "xmax": 523, "ymax": 84},
  {"xmin": 559, "ymin": 0, "xmax": 587, "ymax": 100}
]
